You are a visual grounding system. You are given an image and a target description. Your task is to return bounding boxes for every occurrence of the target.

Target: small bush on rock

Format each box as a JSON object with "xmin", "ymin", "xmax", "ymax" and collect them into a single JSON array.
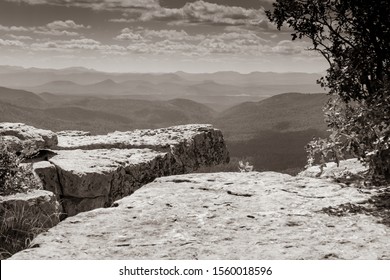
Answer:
[{"xmin": 0, "ymin": 142, "xmax": 40, "ymax": 196}]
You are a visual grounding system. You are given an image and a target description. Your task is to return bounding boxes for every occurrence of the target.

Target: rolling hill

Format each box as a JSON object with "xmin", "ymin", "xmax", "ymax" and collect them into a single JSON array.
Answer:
[
  {"xmin": 0, "ymin": 86, "xmax": 217, "ymax": 133},
  {"xmin": 215, "ymin": 92, "xmax": 329, "ymax": 140},
  {"xmin": 0, "ymin": 86, "xmax": 47, "ymax": 108}
]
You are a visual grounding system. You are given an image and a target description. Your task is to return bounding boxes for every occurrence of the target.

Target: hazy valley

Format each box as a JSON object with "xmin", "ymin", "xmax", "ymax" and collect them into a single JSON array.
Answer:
[{"xmin": 0, "ymin": 66, "xmax": 329, "ymax": 175}]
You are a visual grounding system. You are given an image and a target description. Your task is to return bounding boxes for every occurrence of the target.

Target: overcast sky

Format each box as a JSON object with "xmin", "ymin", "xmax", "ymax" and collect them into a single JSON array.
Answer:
[{"xmin": 0, "ymin": 0, "xmax": 327, "ymax": 73}]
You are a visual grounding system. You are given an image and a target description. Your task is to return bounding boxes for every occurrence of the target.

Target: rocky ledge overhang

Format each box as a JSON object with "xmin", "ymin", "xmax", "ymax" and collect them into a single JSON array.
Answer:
[
  {"xmin": 9, "ymin": 171, "xmax": 390, "ymax": 260},
  {"xmin": 0, "ymin": 123, "xmax": 229, "ymax": 217}
]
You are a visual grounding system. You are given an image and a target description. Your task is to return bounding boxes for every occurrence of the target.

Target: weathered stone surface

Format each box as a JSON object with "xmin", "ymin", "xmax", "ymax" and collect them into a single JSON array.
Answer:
[
  {"xmin": 299, "ymin": 159, "xmax": 367, "ymax": 179},
  {"xmin": 57, "ymin": 124, "xmax": 214, "ymax": 149},
  {"xmin": 57, "ymin": 124, "xmax": 229, "ymax": 172},
  {"xmin": 1, "ymin": 122, "xmax": 229, "ymax": 216},
  {"xmin": 36, "ymin": 149, "xmax": 177, "ymax": 216},
  {"xmin": 33, "ymin": 161, "xmax": 62, "ymax": 200},
  {"xmin": 57, "ymin": 130, "xmax": 91, "ymax": 137},
  {"xmin": 11, "ymin": 172, "xmax": 390, "ymax": 260},
  {"xmin": 23, "ymin": 124, "xmax": 229, "ymax": 216},
  {"xmin": 0, "ymin": 190, "xmax": 60, "ymax": 229},
  {"xmin": 0, "ymin": 123, "xmax": 58, "ymax": 154}
]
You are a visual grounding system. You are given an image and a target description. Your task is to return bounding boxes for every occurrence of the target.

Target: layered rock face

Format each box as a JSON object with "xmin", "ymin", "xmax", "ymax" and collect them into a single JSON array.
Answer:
[
  {"xmin": 1, "ymin": 123, "xmax": 229, "ymax": 217},
  {"xmin": 10, "ymin": 171, "xmax": 389, "ymax": 260}
]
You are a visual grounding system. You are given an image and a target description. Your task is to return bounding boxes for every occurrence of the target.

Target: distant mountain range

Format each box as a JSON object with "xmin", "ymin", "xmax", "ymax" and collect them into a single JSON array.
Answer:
[
  {"xmin": 0, "ymin": 65, "xmax": 324, "ymax": 87},
  {"xmin": 0, "ymin": 65, "xmax": 325, "ymax": 111},
  {"xmin": 0, "ymin": 82, "xmax": 330, "ymax": 174}
]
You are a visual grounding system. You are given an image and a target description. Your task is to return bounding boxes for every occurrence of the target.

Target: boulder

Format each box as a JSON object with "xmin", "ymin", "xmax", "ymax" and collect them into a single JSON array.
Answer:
[
  {"xmin": 298, "ymin": 159, "xmax": 367, "ymax": 179},
  {"xmin": 0, "ymin": 123, "xmax": 58, "ymax": 154},
  {"xmin": 10, "ymin": 172, "xmax": 390, "ymax": 260}
]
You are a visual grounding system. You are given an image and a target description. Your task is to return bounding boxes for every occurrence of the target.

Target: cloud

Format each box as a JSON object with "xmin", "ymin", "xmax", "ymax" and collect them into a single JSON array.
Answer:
[
  {"xmin": 268, "ymin": 40, "xmax": 311, "ymax": 55},
  {"xmin": 8, "ymin": 0, "xmax": 273, "ymax": 29},
  {"xmin": 113, "ymin": 26, "xmax": 271, "ymax": 57},
  {"xmin": 115, "ymin": 28, "xmax": 205, "ymax": 42},
  {"xmin": 139, "ymin": 1, "xmax": 268, "ymax": 26},
  {"xmin": 34, "ymin": 30, "xmax": 80, "ymax": 36},
  {"xmin": 108, "ymin": 18, "xmax": 136, "ymax": 23},
  {"xmin": 0, "ymin": 38, "xmax": 25, "ymax": 47},
  {"xmin": 30, "ymin": 20, "xmax": 89, "ymax": 36},
  {"xmin": 7, "ymin": 34, "xmax": 33, "ymax": 40},
  {"xmin": 0, "ymin": 24, "xmax": 30, "ymax": 32},
  {"xmin": 0, "ymin": 20, "xmax": 86, "ymax": 37},
  {"xmin": 46, "ymin": 20, "xmax": 89, "ymax": 30},
  {"xmin": 31, "ymin": 38, "xmax": 126, "ymax": 54},
  {"xmin": 5, "ymin": 0, "xmax": 159, "ymax": 10},
  {"xmin": 115, "ymin": 30, "xmax": 144, "ymax": 41}
]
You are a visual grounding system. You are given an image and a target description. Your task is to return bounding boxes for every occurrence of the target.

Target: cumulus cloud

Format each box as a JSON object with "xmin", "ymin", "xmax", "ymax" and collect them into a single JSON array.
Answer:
[
  {"xmin": 0, "ymin": 20, "xmax": 87, "ymax": 37},
  {"xmin": 7, "ymin": 34, "xmax": 33, "ymax": 40},
  {"xmin": 8, "ymin": 0, "xmax": 273, "ymax": 29},
  {"xmin": 0, "ymin": 24, "xmax": 30, "ymax": 32},
  {"xmin": 139, "ymin": 1, "xmax": 268, "ymax": 26},
  {"xmin": 108, "ymin": 18, "xmax": 136, "ymax": 23},
  {"xmin": 34, "ymin": 30, "xmax": 80, "ymax": 36},
  {"xmin": 115, "ymin": 28, "xmax": 205, "ymax": 42},
  {"xmin": 269, "ymin": 40, "xmax": 311, "ymax": 55},
  {"xmin": 113, "ymin": 26, "xmax": 271, "ymax": 57},
  {"xmin": 0, "ymin": 38, "xmax": 25, "ymax": 47},
  {"xmin": 115, "ymin": 30, "xmax": 144, "ymax": 41},
  {"xmin": 31, "ymin": 38, "xmax": 126, "ymax": 55},
  {"xmin": 30, "ymin": 20, "xmax": 89, "ymax": 36},
  {"xmin": 46, "ymin": 20, "xmax": 89, "ymax": 30}
]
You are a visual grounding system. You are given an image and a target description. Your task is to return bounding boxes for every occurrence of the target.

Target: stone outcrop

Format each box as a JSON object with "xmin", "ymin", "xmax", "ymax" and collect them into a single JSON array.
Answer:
[
  {"xmin": 1, "ymin": 123, "xmax": 229, "ymax": 217},
  {"xmin": 0, "ymin": 123, "xmax": 58, "ymax": 154},
  {"xmin": 298, "ymin": 158, "xmax": 367, "ymax": 179},
  {"xmin": 56, "ymin": 124, "xmax": 229, "ymax": 172},
  {"xmin": 34, "ymin": 149, "xmax": 176, "ymax": 216},
  {"xmin": 10, "ymin": 171, "xmax": 390, "ymax": 260}
]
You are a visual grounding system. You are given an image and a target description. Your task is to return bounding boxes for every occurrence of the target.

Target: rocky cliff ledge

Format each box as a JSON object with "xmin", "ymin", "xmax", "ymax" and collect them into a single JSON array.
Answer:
[
  {"xmin": 1, "ymin": 123, "xmax": 229, "ymax": 216},
  {"xmin": 10, "ymin": 170, "xmax": 390, "ymax": 260}
]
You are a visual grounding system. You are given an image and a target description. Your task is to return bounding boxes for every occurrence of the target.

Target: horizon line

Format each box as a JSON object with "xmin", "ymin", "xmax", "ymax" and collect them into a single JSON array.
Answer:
[{"xmin": 0, "ymin": 64, "xmax": 326, "ymax": 75}]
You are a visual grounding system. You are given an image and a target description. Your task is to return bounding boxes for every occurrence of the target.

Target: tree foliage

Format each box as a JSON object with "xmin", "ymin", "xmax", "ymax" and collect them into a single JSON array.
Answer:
[{"xmin": 266, "ymin": 0, "xmax": 390, "ymax": 180}]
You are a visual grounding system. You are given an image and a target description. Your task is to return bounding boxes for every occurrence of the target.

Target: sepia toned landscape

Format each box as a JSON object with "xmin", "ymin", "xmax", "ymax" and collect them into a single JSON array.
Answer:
[{"xmin": 1, "ymin": 0, "xmax": 389, "ymax": 261}]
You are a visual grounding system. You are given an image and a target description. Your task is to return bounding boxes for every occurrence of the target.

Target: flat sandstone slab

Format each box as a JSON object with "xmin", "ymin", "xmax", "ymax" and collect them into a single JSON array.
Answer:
[
  {"xmin": 11, "ymin": 172, "xmax": 390, "ymax": 260},
  {"xmin": 57, "ymin": 124, "xmax": 217, "ymax": 150}
]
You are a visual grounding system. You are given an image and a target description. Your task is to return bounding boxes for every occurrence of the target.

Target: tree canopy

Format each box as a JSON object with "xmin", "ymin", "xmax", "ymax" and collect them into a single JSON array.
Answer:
[{"xmin": 266, "ymin": 0, "xmax": 390, "ymax": 102}]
